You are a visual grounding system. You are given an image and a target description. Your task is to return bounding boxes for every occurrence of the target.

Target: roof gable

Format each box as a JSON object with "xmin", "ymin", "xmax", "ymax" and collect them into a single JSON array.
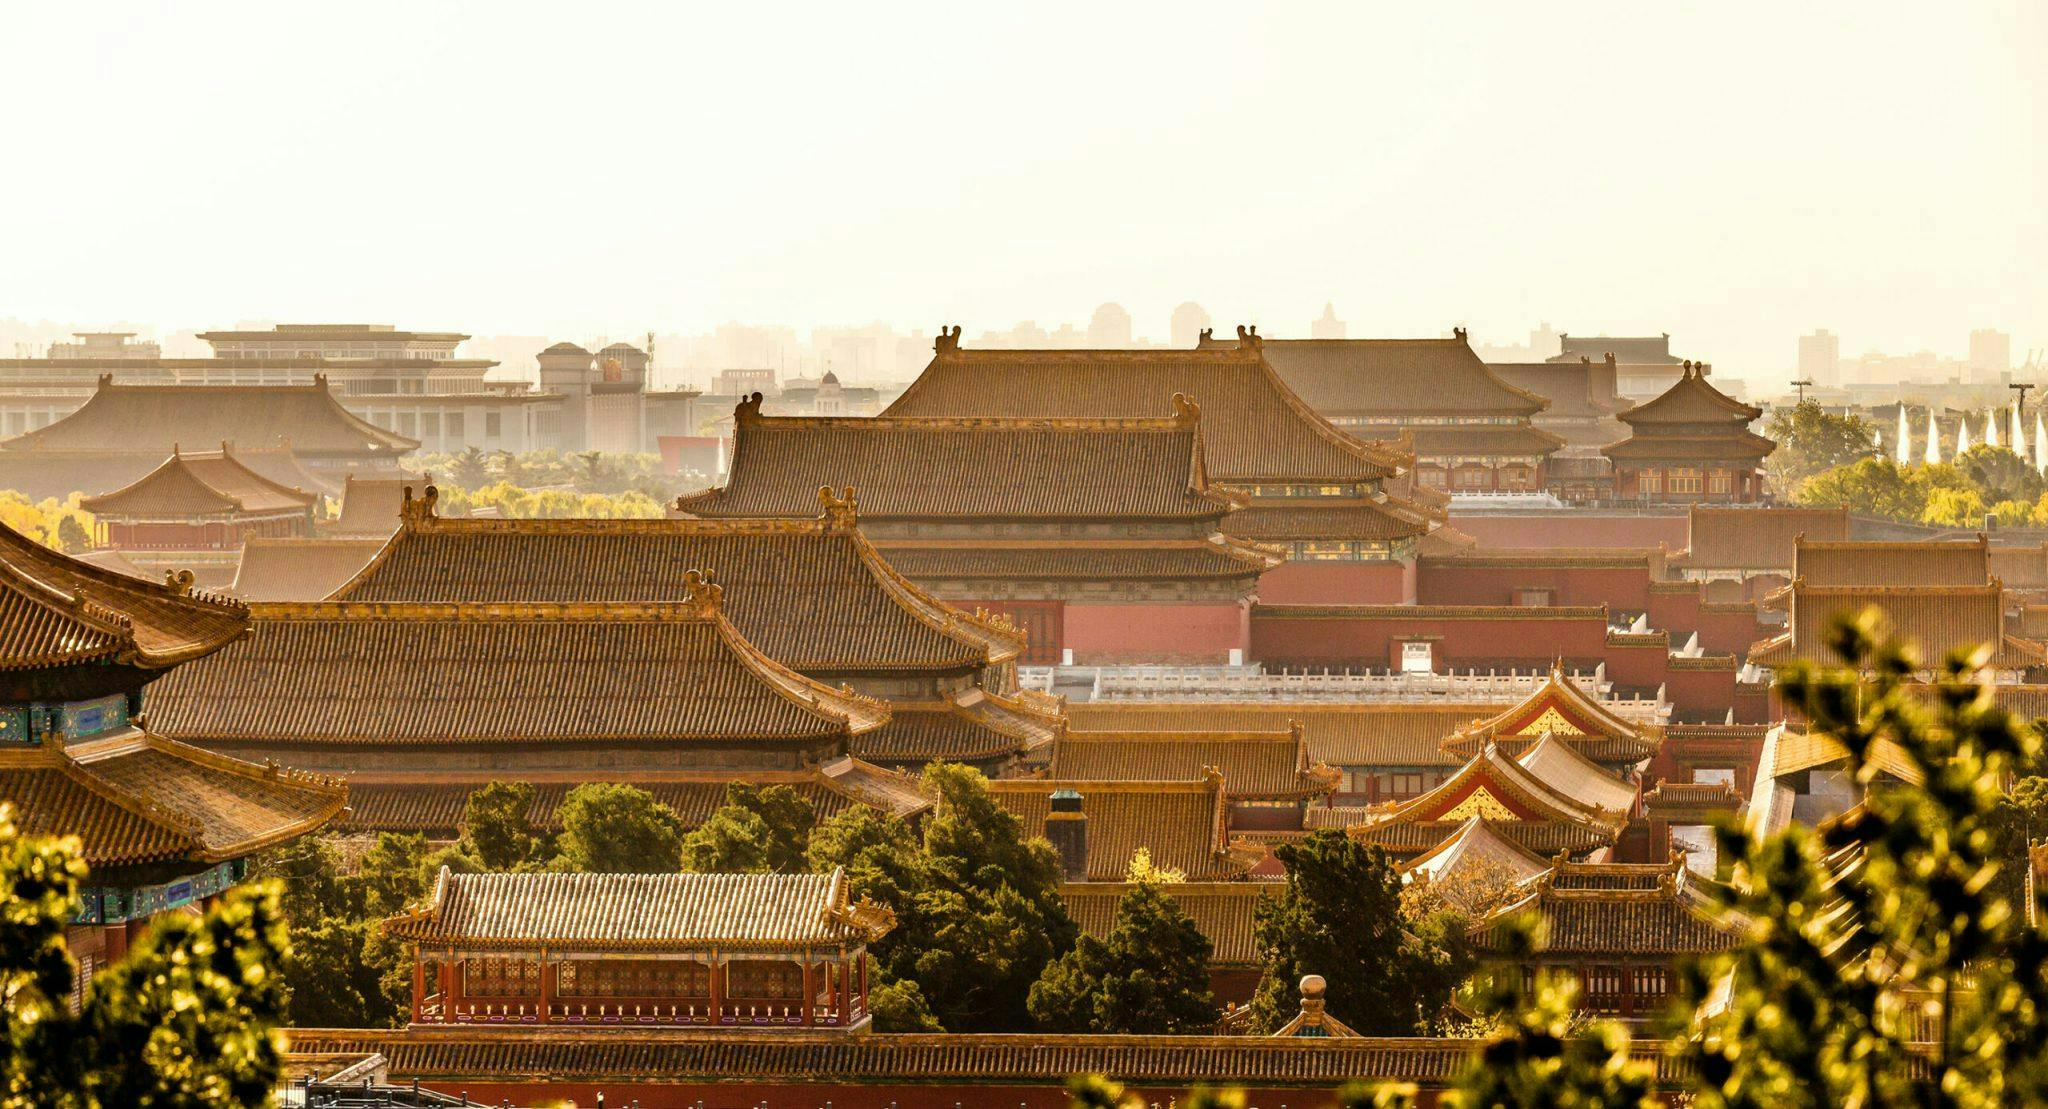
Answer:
[
  {"xmin": 1048, "ymin": 724, "xmax": 1338, "ymax": 798},
  {"xmin": 883, "ymin": 333, "xmax": 1401, "ymax": 484},
  {"xmin": 1615, "ymin": 364, "xmax": 1761, "ymax": 427},
  {"xmin": 986, "ymin": 777, "xmax": 1251, "ymax": 881},
  {"xmin": 1442, "ymin": 667, "xmax": 1657, "ymax": 762},
  {"xmin": 1681, "ymin": 506, "xmax": 1850, "ymax": 571},
  {"xmin": 1792, "ymin": 537, "xmax": 1990, "ymax": 590}
]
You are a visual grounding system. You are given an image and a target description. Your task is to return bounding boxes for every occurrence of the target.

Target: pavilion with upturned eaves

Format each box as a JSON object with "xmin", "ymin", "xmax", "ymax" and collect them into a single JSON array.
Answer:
[
  {"xmin": 0, "ymin": 522, "xmax": 347, "ymax": 997},
  {"xmin": 1602, "ymin": 363, "xmax": 1774, "ymax": 504},
  {"xmin": 386, "ymin": 868, "xmax": 892, "ymax": 1031},
  {"xmin": 1324, "ymin": 739, "xmax": 1633, "ymax": 862}
]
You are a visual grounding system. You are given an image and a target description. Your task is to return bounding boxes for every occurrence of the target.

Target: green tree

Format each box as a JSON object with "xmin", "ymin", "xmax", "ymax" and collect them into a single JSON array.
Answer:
[
  {"xmin": 54, "ymin": 515, "xmax": 90, "ymax": 553},
  {"xmin": 446, "ymin": 446, "xmax": 489, "ymax": 489},
  {"xmin": 680, "ymin": 783, "xmax": 816, "ymax": 873},
  {"xmin": 1246, "ymin": 831, "xmax": 1471, "ymax": 1035},
  {"xmin": 248, "ymin": 832, "xmax": 428, "ymax": 1028},
  {"xmin": 1767, "ymin": 400, "xmax": 1880, "ymax": 489},
  {"xmin": 1953, "ymin": 443, "xmax": 2045, "ymax": 507},
  {"xmin": 809, "ymin": 763, "xmax": 1076, "ymax": 1032},
  {"xmin": 0, "ymin": 804, "xmax": 290, "ymax": 1108},
  {"xmin": 1671, "ymin": 610, "xmax": 2048, "ymax": 1107},
  {"xmin": 444, "ymin": 781, "xmax": 549, "ymax": 871},
  {"xmin": 551, "ymin": 782, "xmax": 685, "ymax": 873},
  {"xmin": 1028, "ymin": 871, "xmax": 1216, "ymax": 1033},
  {"xmin": 1796, "ymin": 456, "xmax": 1932, "ymax": 519},
  {"xmin": 1922, "ymin": 485, "xmax": 1989, "ymax": 527}
]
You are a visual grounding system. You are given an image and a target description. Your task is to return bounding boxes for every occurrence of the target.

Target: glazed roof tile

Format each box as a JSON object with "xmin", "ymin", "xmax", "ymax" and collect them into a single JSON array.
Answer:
[
  {"xmin": 0, "ymin": 377, "xmax": 416, "ymax": 456},
  {"xmin": 873, "ymin": 538, "xmax": 1279, "ymax": 582},
  {"xmin": 386, "ymin": 868, "xmax": 892, "ymax": 950},
  {"xmin": 1068, "ymin": 702, "xmax": 1500, "ymax": 767},
  {"xmin": 147, "ymin": 593, "xmax": 889, "ymax": 746},
  {"xmin": 0, "ymin": 730, "xmax": 344, "ymax": 867},
  {"xmin": 675, "ymin": 399, "xmax": 1230, "ymax": 521},
  {"xmin": 1049, "ymin": 725, "xmax": 1338, "ymax": 799},
  {"xmin": 80, "ymin": 448, "xmax": 317, "ymax": 517},
  {"xmin": 986, "ymin": 777, "xmax": 1249, "ymax": 881},
  {"xmin": 1679, "ymin": 505, "xmax": 1850, "ymax": 571},
  {"xmin": 1470, "ymin": 859, "xmax": 1743, "ymax": 955},
  {"xmin": 230, "ymin": 538, "xmax": 385, "ymax": 602},
  {"xmin": 883, "ymin": 338, "xmax": 1402, "ymax": 483},
  {"xmin": 335, "ymin": 512, "xmax": 1018, "ymax": 672},
  {"xmin": 1222, "ymin": 335, "xmax": 1550, "ymax": 419},
  {"xmin": 0, "ymin": 523, "xmax": 248, "ymax": 671}
]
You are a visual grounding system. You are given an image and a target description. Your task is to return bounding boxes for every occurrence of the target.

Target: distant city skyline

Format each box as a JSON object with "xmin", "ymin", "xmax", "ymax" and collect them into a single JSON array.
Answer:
[{"xmin": 3, "ymin": 3, "xmax": 2041, "ymax": 388}]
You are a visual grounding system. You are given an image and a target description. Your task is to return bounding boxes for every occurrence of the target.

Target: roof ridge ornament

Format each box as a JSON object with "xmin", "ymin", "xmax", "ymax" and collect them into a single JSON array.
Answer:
[
  {"xmin": 163, "ymin": 569, "xmax": 195, "ymax": 596},
  {"xmin": 933, "ymin": 324, "xmax": 962, "ymax": 354},
  {"xmin": 735, "ymin": 392, "xmax": 765, "ymax": 422},
  {"xmin": 682, "ymin": 568, "xmax": 724, "ymax": 614},
  {"xmin": 400, "ymin": 484, "xmax": 440, "ymax": 525},
  {"xmin": 1171, "ymin": 392, "xmax": 1201, "ymax": 425},
  {"xmin": 1454, "ymin": 326, "xmax": 1468, "ymax": 341},
  {"xmin": 1234, "ymin": 324, "xmax": 1262, "ymax": 351},
  {"xmin": 818, "ymin": 485, "xmax": 859, "ymax": 531}
]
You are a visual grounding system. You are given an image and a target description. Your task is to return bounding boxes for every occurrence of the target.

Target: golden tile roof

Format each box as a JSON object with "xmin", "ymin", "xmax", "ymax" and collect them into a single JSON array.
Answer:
[
  {"xmin": 986, "ymin": 777, "xmax": 1251, "ymax": 881},
  {"xmin": 852, "ymin": 689, "xmax": 1061, "ymax": 764},
  {"xmin": 1748, "ymin": 582, "xmax": 2045, "ymax": 669},
  {"xmin": 147, "ymin": 589, "xmax": 891, "ymax": 747},
  {"xmin": 674, "ymin": 399, "xmax": 1234, "ymax": 521},
  {"xmin": 230, "ymin": 537, "xmax": 386, "ymax": 602},
  {"xmin": 0, "ymin": 376, "xmax": 416, "ymax": 456},
  {"xmin": 1394, "ymin": 424, "xmax": 1566, "ymax": 458},
  {"xmin": 0, "ymin": 729, "xmax": 345, "ymax": 867},
  {"xmin": 1513, "ymin": 734, "xmax": 1640, "ymax": 816},
  {"xmin": 1440, "ymin": 666, "xmax": 1659, "ymax": 764},
  {"xmin": 1227, "ymin": 335, "xmax": 1551, "ymax": 420},
  {"xmin": 333, "ymin": 509, "xmax": 1021, "ymax": 673},
  {"xmin": 80, "ymin": 447, "xmax": 319, "ymax": 518},
  {"xmin": 1049, "ymin": 725, "xmax": 1338, "ymax": 799},
  {"xmin": 1470, "ymin": 858, "xmax": 1744, "ymax": 956},
  {"xmin": 1678, "ymin": 505, "xmax": 1850, "ymax": 571},
  {"xmin": 334, "ymin": 759, "xmax": 930, "ymax": 835},
  {"xmin": 331, "ymin": 475, "xmax": 414, "ymax": 537},
  {"xmin": 1068, "ymin": 702, "xmax": 1501, "ymax": 767},
  {"xmin": 1058, "ymin": 881, "xmax": 1273, "ymax": 965},
  {"xmin": 1990, "ymin": 544, "xmax": 2048, "ymax": 589},
  {"xmin": 0, "ymin": 523, "xmax": 248, "ymax": 672},
  {"xmin": 386, "ymin": 867, "xmax": 894, "ymax": 951},
  {"xmin": 1222, "ymin": 498, "xmax": 1433, "ymax": 542},
  {"xmin": 1791, "ymin": 537, "xmax": 1990, "ymax": 590},
  {"xmin": 882, "ymin": 335, "xmax": 1405, "ymax": 484},
  {"xmin": 1603, "ymin": 367, "xmax": 1773, "ymax": 464},
  {"xmin": 1346, "ymin": 742, "xmax": 1629, "ymax": 856}
]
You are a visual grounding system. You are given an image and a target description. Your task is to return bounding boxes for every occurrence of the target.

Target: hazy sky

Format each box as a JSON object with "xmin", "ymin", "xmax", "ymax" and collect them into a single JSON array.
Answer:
[{"xmin": 3, "ymin": 2, "xmax": 2042, "ymax": 380}]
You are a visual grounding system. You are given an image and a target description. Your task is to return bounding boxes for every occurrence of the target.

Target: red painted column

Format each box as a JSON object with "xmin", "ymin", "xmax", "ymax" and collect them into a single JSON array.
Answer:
[
  {"xmin": 709, "ymin": 955, "xmax": 723, "ymax": 1023},
  {"xmin": 801, "ymin": 956, "xmax": 815, "ymax": 1026},
  {"xmin": 435, "ymin": 957, "xmax": 453, "ymax": 1023},
  {"xmin": 539, "ymin": 955, "xmax": 555, "ymax": 1024},
  {"xmin": 412, "ymin": 958, "xmax": 425, "ymax": 1023}
]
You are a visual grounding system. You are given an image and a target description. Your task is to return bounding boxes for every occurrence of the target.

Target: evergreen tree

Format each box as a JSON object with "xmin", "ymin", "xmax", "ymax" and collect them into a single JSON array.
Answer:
[
  {"xmin": 1028, "ymin": 872, "xmax": 1216, "ymax": 1034},
  {"xmin": 551, "ymin": 782, "xmax": 685, "ymax": 873},
  {"xmin": 680, "ymin": 783, "xmax": 815, "ymax": 873},
  {"xmin": 1246, "ymin": 831, "xmax": 1471, "ymax": 1035},
  {"xmin": 453, "ymin": 780, "xmax": 549, "ymax": 871},
  {"xmin": 809, "ymin": 763, "xmax": 1076, "ymax": 1032},
  {"xmin": 0, "ymin": 804, "xmax": 290, "ymax": 1107},
  {"xmin": 1765, "ymin": 399, "xmax": 1879, "ymax": 489}
]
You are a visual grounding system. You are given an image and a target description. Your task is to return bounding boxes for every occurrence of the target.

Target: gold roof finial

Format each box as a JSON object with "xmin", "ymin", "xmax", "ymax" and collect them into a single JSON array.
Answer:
[
  {"xmin": 163, "ymin": 569, "xmax": 195, "ymax": 596},
  {"xmin": 683, "ymin": 568, "xmax": 724, "ymax": 614},
  {"xmin": 818, "ymin": 485, "xmax": 859, "ymax": 530}
]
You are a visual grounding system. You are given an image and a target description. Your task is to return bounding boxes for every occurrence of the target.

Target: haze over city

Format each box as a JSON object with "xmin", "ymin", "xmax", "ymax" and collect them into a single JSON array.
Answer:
[{"xmin": 4, "ymin": 2, "xmax": 2042, "ymax": 385}]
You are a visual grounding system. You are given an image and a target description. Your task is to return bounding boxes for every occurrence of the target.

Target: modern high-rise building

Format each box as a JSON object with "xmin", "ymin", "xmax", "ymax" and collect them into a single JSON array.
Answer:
[
  {"xmin": 1970, "ymin": 329, "xmax": 2011, "ymax": 381},
  {"xmin": 1169, "ymin": 302, "xmax": 1211, "ymax": 349},
  {"xmin": 1798, "ymin": 329, "xmax": 1840, "ymax": 387},
  {"xmin": 1086, "ymin": 302, "xmax": 1133, "ymax": 347}
]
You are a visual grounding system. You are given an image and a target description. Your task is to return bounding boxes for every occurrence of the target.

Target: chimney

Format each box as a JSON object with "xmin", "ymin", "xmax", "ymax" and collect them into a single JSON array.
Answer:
[{"xmin": 1045, "ymin": 789, "xmax": 1087, "ymax": 880}]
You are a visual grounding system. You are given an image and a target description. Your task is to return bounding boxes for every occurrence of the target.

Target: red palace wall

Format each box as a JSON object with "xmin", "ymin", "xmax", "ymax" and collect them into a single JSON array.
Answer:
[
  {"xmin": 1416, "ymin": 562, "xmax": 1652, "ymax": 610},
  {"xmin": 1447, "ymin": 512, "xmax": 1689, "ymax": 550},
  {"xmin": 1249, "ymin": 607, "xmax": 1612, "ymax": 671},
  {"xmin": 1061, "ymin": 601, "xmax": 1249, "ymax": 666},
  {"xmin": 1257, "ymin": 559, "xmax": 1415, "ymax": 605}
]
